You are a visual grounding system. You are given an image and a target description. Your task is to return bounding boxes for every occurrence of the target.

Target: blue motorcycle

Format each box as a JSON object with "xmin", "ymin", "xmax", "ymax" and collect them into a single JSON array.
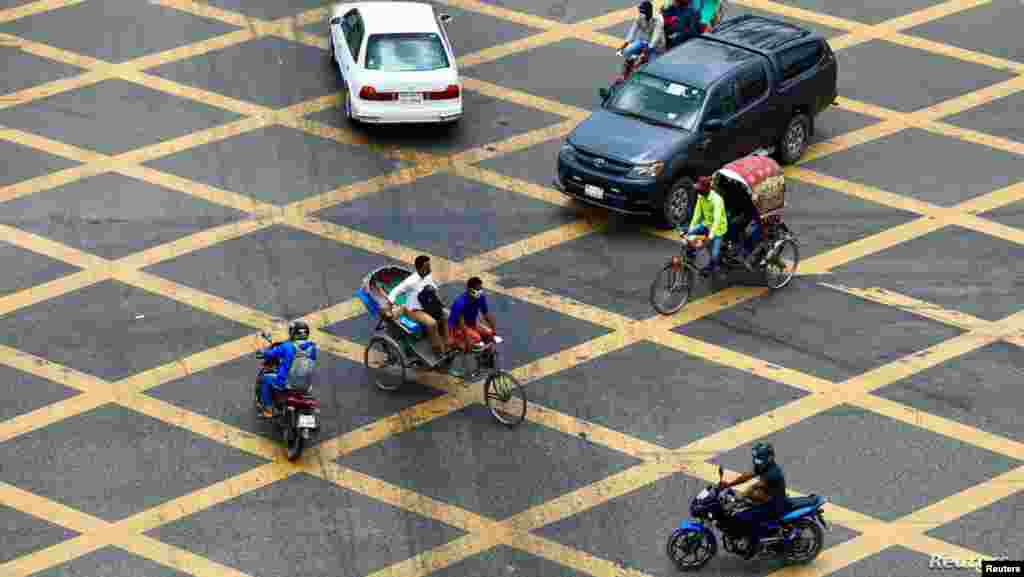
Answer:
[{"xmin": 666, "ymin": 466, "xmax": 829, "ymax": 570}]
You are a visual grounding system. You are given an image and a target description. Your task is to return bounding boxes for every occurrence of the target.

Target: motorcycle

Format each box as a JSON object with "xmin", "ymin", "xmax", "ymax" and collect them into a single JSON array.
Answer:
[
  {"xmin": 613, "ymin": 46, "xmax": 650, "ymax": 87},
  {"xmin": 254, "ymin": 332, "xmax": 321, "ymax": 461},
  {"xmin": 666, "ymin": 466, "xmax": 829, "ymax": 571}
]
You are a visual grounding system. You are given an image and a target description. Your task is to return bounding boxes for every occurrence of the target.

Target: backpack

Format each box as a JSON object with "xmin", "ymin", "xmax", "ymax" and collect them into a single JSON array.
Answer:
[{"xmin": 287, "ymin": 341, "xmax": 317, "ymax": 391}]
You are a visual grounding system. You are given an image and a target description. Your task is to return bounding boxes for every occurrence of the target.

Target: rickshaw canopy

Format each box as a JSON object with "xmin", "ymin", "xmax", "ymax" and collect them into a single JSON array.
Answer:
[
  {"xmin": 712, "ymin": 154, "xmax": 785, "ymax": 217},
  {"xmin": 357, "ymin": 265, "xmax": 424, "ymax": 334}
]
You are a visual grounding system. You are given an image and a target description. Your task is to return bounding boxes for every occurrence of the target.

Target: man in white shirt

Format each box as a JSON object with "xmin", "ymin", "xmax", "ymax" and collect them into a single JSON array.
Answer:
[
  {"xmin": 387, "ymin": 255, "xmax": 449, "ymax": 355},
  {"xmin": 620, "ymin": 1, "xmax": 666, "ymax": 59}
]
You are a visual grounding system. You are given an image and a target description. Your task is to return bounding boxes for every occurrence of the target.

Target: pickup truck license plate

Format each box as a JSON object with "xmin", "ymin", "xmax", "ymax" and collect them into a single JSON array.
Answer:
[
  {"xmin": 584, "ymin": 184, "xmax": 604, "ymax": 200},
  {"xmin": 398, "ymin": 92, "xmax": 422, "ymax": 104},
  {"xmin": 297, "ymin": 414, "xmax": 316, "ymax": 428}
]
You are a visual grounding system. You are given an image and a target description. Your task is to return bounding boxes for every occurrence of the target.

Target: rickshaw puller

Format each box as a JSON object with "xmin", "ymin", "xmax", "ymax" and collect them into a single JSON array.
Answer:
[
  {"xmin": 447, "ymin": 277, "xmax": 498, "ymax": 377},
  {"xmin": 448, "ymin": 277, "xmax": 497, "ymax": 353},
  {"xmin": 681, "ymin": 175, "xmax": 727, "ymax": 276}
]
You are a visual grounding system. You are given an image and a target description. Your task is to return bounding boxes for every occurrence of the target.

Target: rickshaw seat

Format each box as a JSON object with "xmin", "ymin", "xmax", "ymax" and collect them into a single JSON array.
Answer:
[
  {"xmin": 356, "ymin": 285, "xmax": 423, "ymax": 335},
  {"xmin": 391, "ymin": 293, "xmax": 424, "ymax": 335}
]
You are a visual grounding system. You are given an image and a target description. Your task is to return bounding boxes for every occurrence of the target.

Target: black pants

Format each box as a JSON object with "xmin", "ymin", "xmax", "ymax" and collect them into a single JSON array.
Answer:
[
  {"xmin": 418, "ymin": 289, "xmax": 445, "ymax": 323},
  {"xmin": 734, "ymin": 501, "xmax": 787, "ymax": 537}
]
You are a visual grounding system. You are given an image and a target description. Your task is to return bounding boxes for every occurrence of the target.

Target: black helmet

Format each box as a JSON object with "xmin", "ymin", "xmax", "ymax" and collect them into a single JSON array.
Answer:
[
  {"xmin": 639, "ymin": 1, "xmax": 653, "ymax": 17},
  {"xmin": 289, "ymin": 320, "xmax": 310, "ymax": 341},
  {"xmin": 752, "ymin": 442, "xmax": 774, "ymax": 473}
]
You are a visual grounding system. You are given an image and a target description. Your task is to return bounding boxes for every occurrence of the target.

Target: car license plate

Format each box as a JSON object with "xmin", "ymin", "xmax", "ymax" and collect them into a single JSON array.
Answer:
[
  {"xmin": 297, "ymin": 414, "xmax": 316, "ymax": 428},
  {"xmin": 584, "ymin": 184, "xmax": 604, "ymax": 199},
  {"xmin": 398, "ymin": 92, "xmax": 422, "ymax": 104}
]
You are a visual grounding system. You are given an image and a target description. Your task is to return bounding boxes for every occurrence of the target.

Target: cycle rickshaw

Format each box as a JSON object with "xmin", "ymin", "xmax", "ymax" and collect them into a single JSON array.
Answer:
[
  {"xmin": 356, "ymin": 265, "xmax": 527, "ymax": 426},
  {"xmin": 650, "ymin": 154, "xmax": 800, "ymax": 315}
]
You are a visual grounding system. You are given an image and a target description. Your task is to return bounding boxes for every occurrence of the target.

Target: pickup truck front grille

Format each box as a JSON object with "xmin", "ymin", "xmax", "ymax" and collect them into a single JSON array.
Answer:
[{"xmin": 573, "ymin": 148, "xmax": 632, "ymax": 175}]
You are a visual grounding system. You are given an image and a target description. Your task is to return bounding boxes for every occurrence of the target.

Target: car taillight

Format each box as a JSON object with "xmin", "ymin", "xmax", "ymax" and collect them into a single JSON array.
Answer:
[
  {"xmin": 359, "ymin": 86, "xmax": 396, "ymax": 101},
  {"xmin": 425, "ymin": 84, "xmax": 460, "ymax": 100}
]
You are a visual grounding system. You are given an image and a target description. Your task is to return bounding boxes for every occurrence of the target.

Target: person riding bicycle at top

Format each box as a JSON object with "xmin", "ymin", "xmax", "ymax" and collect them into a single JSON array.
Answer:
[
  {"xmin": 620, "ymin": 1, "xmax": 666, "ymax": 59},
  {"xmin": 682, "ymin": 175, "xmax": 728, "ymax": 276},
  {"xmin": 387, "ymin": 255, "xmax": 450, "ymax": 357},
  {"xmin": 258, "ymin": 320, "xmax": 319, "ymax": 418},
  {"xmin": 662, "ymin": 0, "xmax": 704, "ymax": 49}
]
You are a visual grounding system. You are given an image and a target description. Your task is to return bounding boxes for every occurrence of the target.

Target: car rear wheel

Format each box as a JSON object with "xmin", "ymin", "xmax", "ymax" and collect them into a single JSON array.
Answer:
[{"xmin": 657, "ymin": 177, "xmax": 696, "ymax": 229}]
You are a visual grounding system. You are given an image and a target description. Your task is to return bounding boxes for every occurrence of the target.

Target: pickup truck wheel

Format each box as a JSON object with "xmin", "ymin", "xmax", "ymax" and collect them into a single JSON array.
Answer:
[
  {"xmin": 778, "ymin": 113, "xmax": 810, "ymax": 165},
  {"xmin": 657, "ymin": 177, "xmax": 696, "ymax": 229}
]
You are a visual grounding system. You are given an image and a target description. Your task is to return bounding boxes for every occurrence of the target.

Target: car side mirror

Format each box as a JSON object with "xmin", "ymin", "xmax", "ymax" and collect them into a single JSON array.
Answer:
[
  {"xmin": 599, "ymin": 87, "xmax": 610, "ymax": 101},
  {"xmin": 704, "ymin": 118, "xmax": 723, "ymax": 132},
  {"xmin": 439, "ymin": 13, "xmax": 452, "ymax": 24},
  {"xmin": 329, "ymin": 16, "xmax": 341, "ymax": 25}
]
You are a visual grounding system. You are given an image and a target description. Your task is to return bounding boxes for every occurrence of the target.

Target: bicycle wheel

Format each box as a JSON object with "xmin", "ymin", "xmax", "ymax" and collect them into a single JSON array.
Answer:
[
  {"xmin": 650, "ymin": 261, "xmax": 695, "ymax": 315},
  {"xmin": 484, "ymin": 371, "xmax": 526, "ymax": 427},
  {"xmin": 365, "ymin": 335, "xmax": 407, "ymax": 391},
  {"xmin": 763, "ymin": 238, "xmax": 799, "ymax": 290}
]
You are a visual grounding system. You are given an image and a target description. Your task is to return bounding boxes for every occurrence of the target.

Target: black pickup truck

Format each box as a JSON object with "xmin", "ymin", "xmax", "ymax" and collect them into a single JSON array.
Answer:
[{"xmin": 555, "ymin": 15, "xmax": 838, "ymax": 228}]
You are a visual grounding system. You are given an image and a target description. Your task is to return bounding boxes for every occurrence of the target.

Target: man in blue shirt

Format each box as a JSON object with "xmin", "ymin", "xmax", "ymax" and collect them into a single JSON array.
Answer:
[
  {"xmin": 258, "ymin": 320, "xmax": 319, "ymax": 418},
  {"xmin": 448, "ymin": 277, "xmax": 497, "ymax": 355},
  {"xmin": 662, "ymin": 0, "xmax": 703, "ymax": 49}
]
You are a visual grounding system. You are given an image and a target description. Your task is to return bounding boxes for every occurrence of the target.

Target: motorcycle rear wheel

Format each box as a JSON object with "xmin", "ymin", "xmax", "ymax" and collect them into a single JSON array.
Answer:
[
  {"xmin": 667, "ymin": 528, "xmax": 716, "ymax": 571},
  {"xmin": 286, "ymin": 427, "xmax": 304, "ymax": 461},
  {"xmin": 784, "ymin": 518, "xmax": 823, "ymax": 564}
]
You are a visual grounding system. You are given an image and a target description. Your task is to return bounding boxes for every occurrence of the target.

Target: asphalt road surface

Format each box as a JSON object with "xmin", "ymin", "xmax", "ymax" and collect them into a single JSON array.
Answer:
[{"xmin": 0, "ymin": 1, "xmax": 1022, "ymax": 576}]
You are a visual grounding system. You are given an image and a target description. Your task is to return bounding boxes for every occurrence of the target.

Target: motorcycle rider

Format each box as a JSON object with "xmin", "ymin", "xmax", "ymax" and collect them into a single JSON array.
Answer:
[
  {"xmin": 681, "ymin": 175, "xmax": 727, "ymax": 276},
  {"xmin": 662, "ymin": 0, "xmax": 704, "ymax": 49},
  {"xmin": 619, "ymin": 1, "xmax": 666, "ymax": 60},
  {"xmin": 258, "ymin": 320, "xmax": 319, "ymax": 419},
  {"xmin": 718, "ymin": 442, "xmax": 788, "ymax": 557}
]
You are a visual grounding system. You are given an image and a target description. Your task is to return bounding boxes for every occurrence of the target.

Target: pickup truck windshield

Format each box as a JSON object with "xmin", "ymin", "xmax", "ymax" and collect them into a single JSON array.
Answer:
[
  {"xmin": 607, "ymin": 73, "xmax": 705, "ymax": 131},
  {"xmin": 365, "ymin": 33, "xmax": 450, "ymax": 71}
]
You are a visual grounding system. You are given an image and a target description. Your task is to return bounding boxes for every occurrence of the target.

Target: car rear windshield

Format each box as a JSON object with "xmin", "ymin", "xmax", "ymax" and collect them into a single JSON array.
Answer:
[
  {"xmin": 365, "ymin": 33, "xmax": 449, "ymax": 72},
  {"xmin": 607, "ymin": 73, "xmax": 705, "ymax": 131}
]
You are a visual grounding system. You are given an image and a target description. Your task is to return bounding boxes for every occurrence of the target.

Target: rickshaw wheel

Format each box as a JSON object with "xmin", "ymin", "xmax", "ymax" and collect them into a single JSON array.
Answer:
[
  {"xmin": 763, "ymin": 238, "xmax": 800, "ymax": 290},
  {"xmin": 650, "ymin": 262, "xmax": 695, "ymax": 315},
  {"xmin": 365, "ymin": 335, "xmax": 407, "ymax": 391},
  {"xmin": 485, "ymin": 371, "xmax": 526, "ymax": 427}
]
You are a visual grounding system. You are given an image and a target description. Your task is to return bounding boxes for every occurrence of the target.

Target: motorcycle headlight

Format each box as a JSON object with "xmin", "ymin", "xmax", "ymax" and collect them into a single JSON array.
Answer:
[{"xmin": 627, "ymin": 161, "xmax": 664, "ymax": 178}]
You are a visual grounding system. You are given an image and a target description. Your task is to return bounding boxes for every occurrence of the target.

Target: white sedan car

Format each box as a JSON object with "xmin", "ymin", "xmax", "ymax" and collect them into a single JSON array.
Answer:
[{"xmin": 329, "ymin": 2, "xmax": 462, "ymax": 125}]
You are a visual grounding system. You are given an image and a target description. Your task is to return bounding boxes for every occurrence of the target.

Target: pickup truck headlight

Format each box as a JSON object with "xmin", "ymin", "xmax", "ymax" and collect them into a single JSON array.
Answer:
[{"xmin": 627, "ymin": 161, "xmax": 664, "ymax": 178}]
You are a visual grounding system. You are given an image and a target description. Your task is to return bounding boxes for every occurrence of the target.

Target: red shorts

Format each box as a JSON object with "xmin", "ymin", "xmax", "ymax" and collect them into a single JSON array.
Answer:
[{"xmin": 448, "ymin": 323, "xmax": 494, "ymax": 350}]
